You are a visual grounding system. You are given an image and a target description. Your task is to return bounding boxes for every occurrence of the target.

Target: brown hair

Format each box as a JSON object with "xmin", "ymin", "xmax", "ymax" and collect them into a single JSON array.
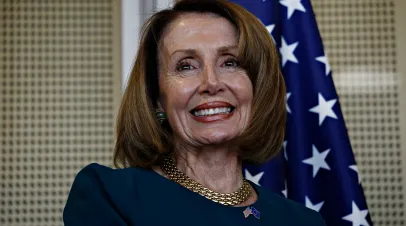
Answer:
[{"xmin": 114, "ymin": 0, "xmax": 286, "ymax": 168}]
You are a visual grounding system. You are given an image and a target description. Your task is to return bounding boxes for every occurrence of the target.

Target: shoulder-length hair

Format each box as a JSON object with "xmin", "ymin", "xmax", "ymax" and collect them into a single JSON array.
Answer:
[{"xmin": 114, "ymin": 0, "xmax": 286, "ymax": 168}]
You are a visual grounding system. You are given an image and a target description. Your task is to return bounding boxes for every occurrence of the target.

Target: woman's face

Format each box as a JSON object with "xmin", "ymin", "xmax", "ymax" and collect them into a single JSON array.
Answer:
[{"xmin": 158, "ymin": 13, "xmax": 253, "ymax": 147}]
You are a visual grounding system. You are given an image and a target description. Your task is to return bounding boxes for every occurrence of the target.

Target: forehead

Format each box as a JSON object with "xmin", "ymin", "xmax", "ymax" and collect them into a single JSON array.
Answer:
[{"xmin": 160, "ymin": 13, "xmax": 238, "ymax": 54}]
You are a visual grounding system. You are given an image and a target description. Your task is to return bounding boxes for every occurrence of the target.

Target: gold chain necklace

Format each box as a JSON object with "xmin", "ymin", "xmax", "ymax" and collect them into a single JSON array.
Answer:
[{"xmin": 161, "ymin": 155, "xmax": 252, "ymax": 206}]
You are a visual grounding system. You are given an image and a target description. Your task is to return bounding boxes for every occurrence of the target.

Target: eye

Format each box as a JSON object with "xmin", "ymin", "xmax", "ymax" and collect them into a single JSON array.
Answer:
[
  {"xmin": 223, "ymin": 58, "xmax": 239, "ymax": 67},
  {"xmin": 176, "ymin": 61, "xmax": 195, "ymax": 72}
]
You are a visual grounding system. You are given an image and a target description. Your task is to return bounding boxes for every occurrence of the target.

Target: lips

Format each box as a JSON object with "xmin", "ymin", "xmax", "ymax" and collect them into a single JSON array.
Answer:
[{"xmin": 190, "ymin": 101, "xmax": 235, "ymax": 123}]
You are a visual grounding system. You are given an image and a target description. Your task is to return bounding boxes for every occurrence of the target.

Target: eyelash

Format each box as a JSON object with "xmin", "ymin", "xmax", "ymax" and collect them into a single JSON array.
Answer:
[
  {"xmin": 175, "ymin": 57, "xmax": 240, "ymax": 72},
  {"xmin": 176, "ymin": 61, "xmax": 194, "ymax": 72},
  {"xmin": 223, "ymin": 59, "xmax": 239, "ymax": 67}
]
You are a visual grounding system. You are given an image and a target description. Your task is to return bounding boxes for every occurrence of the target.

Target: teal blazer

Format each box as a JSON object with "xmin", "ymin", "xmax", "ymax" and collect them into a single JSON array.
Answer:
[{"xmin": 64, "ymin": 163, "xmax": 326, "ymax": 226}]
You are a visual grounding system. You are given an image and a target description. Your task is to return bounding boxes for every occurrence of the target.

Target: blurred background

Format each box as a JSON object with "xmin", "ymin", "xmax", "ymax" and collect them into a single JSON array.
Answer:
[{"xmin": 1, "ymin": 0, "xmax": 405, "ymax": 225}]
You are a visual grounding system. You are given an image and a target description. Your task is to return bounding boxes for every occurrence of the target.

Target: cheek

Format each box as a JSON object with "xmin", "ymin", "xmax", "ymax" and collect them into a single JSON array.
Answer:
[
  {"xmin": 159, "ymin": 77, "xmax": 197, "ymax": 110},
  {"xmin": 230, "ymin": 76, "xmax": 253, "ymax": 104}
]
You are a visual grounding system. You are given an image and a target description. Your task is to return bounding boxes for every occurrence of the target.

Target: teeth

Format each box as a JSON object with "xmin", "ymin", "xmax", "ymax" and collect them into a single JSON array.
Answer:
[{"xmin": 193, "ymin": 107, "xmax": 232, "ymax": 117}]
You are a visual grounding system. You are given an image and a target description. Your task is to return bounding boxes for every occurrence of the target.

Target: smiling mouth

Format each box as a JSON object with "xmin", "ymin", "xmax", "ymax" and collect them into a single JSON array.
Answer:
[
  {"xmin": 191, "ymin": 107, "xmax": 235, "ymax": 117},
  {"xmin": 189, "ymin": 101, "xmax": 235, "ymax": 122}
]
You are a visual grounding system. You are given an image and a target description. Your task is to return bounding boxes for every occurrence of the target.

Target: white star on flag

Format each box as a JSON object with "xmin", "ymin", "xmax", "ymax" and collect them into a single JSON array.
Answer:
[
  {"xmin": 282, "ymin": 181, "xmax": 288, "ymax": 198},
  {"xmin": 280, "ymin": 37, "xmax": 299, "ymax": 67},
  {"xmin": 266, "ymin": 24, "xmax": 276, "ymax": 42},
  {"xmin": 266, "ymin": 24, "xmax": 275, "ymax": 34},
  {"xmin": 280, "ymin": 0, "xmax": 306, "ymax": 19},
  {"xmin": 342, "ymin": 201, "xmax": 370, "ymax": 226},
  {"xmin": 309, "ymin": 93, "xmax": 338, "ymax": 126},
  {"xmin": 303, "ymin": 145, "xmax": 331, "ymax": 178},
  {"xmin": 245, "ymin": 169, "xmax": 264, "ymax": 186},
  {"xmin": 286, "ymin": 92, "xmax": 292, "ymax": 113},
  {"xmin": 305, "ymin": 196, "xmax": 324, "ymax": 212},
  {"xmin": 283, "ymin": 140, "xmax": 288, "ymax": 160},
  {"xmin": 349, "ymin": 165, "xmax": 361, "ymax": 184},
  {"xmin": 316, "ymin": 55, "xmax": 331, "ymax": 76}
]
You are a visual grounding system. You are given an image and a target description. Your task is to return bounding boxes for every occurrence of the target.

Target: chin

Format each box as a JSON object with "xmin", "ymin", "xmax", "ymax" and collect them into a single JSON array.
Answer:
[{"xmin": 198, "ymin": 130, "xmax": 237, "ymax": 145}]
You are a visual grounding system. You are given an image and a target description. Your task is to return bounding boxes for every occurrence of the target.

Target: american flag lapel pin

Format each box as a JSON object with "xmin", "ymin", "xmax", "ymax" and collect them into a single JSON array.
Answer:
[
  {"xmin": 243, "ymin": 206, "xmax": 260, "ymax": 219},
  {"xmin": 251, "ymin": 207, "xmax": 260, "ymax": 219},
  {"xmin": 243, "ymin": 207, "xmax": 252, "ymax": 218}
]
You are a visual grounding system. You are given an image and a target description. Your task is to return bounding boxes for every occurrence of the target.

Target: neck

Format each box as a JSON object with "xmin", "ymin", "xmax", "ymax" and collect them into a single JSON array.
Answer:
[{"xmin": 173, "ymin": 141, "xmax": 244, "ymax": 194}]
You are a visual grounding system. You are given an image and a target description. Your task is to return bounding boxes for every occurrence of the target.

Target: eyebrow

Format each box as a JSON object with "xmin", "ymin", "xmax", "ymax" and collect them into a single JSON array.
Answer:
[{"xmin": 170, "ymin": 45, "xmax": 238, "ymax": 57}]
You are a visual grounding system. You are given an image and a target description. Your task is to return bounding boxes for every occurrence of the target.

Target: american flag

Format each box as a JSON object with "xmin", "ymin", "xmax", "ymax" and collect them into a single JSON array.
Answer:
[{"xmin": 231, "ymin": 0, "xmax": 374, "ymax": 225}]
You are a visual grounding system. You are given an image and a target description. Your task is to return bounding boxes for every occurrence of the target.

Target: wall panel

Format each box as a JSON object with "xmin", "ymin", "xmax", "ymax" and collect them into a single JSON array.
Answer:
[{"xmin": 0, "ymin": 0, "xmax": 121, "ymax": 225}]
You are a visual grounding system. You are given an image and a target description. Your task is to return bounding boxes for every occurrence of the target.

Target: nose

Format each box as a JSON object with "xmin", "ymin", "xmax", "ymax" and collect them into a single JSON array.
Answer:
[{"xmin": 198, "ymin": 66, "xmax": 225, "ymax": 95}]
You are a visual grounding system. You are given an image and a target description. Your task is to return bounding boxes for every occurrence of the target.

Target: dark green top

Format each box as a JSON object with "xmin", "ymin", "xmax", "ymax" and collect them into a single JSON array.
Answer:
[{"xmin": 63, "ymin": 163, "xmax": 326, "ymax": 226}]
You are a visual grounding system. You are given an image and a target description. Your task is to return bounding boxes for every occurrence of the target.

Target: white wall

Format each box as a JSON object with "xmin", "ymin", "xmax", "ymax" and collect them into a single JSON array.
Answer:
[
  {"xmin": 156, "ymin": 0, "xmax": 173, "ymax": 10},
  {"xmin": 121, "ymin": 0, "xmax": 141, "ymax": 91},
  {"xmin": 121, "ymin": 0, "xmax": 173, "ymax": 92}
]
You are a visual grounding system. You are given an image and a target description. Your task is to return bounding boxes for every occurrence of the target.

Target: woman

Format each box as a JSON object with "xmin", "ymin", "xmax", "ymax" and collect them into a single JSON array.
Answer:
[{"xmin": 64, "ymin": 0, "xmax": 326, "ymax": 225}]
